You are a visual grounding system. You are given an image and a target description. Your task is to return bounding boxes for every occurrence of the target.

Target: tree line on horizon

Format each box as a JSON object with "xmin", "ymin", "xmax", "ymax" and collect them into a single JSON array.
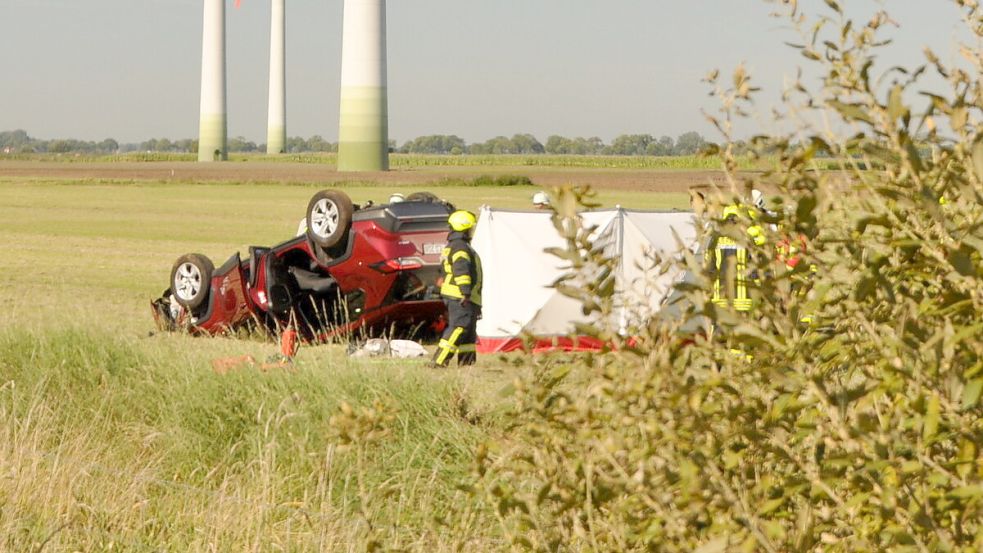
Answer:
[{"xmin": 0, "ymin": 129, "xmax": 718, "ymax": 157}]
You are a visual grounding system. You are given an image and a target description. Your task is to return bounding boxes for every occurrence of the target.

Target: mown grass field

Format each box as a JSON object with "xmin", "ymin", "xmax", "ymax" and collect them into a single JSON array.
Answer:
[
  {"xmin": 0, "ymin": 178, "xmax": 686, "ymax": 330},
  {"xmin": 0, "ymin": 173, "xmax": 687, "ymax": 550}
]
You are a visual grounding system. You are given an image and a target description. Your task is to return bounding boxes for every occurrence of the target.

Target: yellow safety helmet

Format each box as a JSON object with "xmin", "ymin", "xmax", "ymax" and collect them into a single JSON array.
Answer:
[
  {"xmin": 721, "ymin": 203, "xmax": 759, "ymax": 222},
  {"xmin": 721, "ymin": 204, "xmax": 742, "ymax": 222},
  {"xmin": 448, "ymin": 210, "xmax": 477, "ymax": 232},
  {"xmin": 747, "ymin": 224, "xmax": 766, "ymax": 246}
]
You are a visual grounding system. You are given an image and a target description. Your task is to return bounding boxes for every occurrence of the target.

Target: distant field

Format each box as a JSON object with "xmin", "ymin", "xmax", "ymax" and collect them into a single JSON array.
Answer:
[
  {"xmin": 2, "ymin": 151, "xmax": 761, "ymax": 171},
  {"xmin": 0, "ymin": 158, "xmax": 735, "ymax": 195}
]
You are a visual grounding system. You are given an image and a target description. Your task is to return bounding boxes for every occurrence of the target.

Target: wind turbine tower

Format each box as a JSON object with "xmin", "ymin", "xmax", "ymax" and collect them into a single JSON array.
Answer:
[
  {"xmin": 338, "ymin": 0, "xmax": 389, "ymax": 171},
  {"xmin": 198, "ymin": 0, "xmax": 228, "ymax": 162},
  {"xmin": 267, "ymin": 0, "xmax": 286, "ymax": 154}
]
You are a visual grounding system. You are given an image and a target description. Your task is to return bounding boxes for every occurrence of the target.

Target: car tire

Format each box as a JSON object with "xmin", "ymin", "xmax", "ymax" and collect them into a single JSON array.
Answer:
[
  {"xmin": 170, "ymin": 253, "xmax": 214, "ymax": 309},
  {"xmin": 306, "ymin": 190, "xmax": 354, "ymax": 248}
]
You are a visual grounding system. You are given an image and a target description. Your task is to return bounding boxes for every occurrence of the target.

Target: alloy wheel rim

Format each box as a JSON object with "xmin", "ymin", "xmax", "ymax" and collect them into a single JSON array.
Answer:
[
  {"xmin": 311, "ymin": 199, "xmax": 339, "ymax": 237},
  {"xmin": 174, "ymin": 263, "xmax": 202, "ymax": 301}
]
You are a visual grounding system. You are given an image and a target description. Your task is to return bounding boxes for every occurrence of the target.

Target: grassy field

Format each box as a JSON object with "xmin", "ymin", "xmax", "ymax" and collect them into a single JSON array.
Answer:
[
  {"xmin": 0, "ymin": 174, "xmax": 686, "ymax": 550},
  {"xmin": 4, "ymin": 151, "xmax": 760, "ymax": 171},
  {"xmin": 0, "ymin": 178, "xmax": 686, "ymax": 329},
  {"xmin": 1, "ymin": 328, "xmax": 502, "ymax": 550}
]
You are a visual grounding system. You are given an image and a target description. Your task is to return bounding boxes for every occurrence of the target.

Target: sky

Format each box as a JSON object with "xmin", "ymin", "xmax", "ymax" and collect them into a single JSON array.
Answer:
[{"xmin": 0, "ymin": 0, "xmax": 972, "ymax": 145}]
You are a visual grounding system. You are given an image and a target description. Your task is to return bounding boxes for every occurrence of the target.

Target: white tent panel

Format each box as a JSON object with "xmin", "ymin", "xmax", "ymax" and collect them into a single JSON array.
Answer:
[
  {"xmin": 471, "ymin": 210, "xmax": 556, "ymax": 337},
  {"xmin": 624, "ymin": 211, "xmax": 696, "ymax": 251},
  {"xmin": 523, "ymin": 290, "xmax": 590, "ymax": 335},
  {"xmin": 473, "ymin": 208, "xmax": 617, "ymax": 339},
  {"xmin": 472, "ymin": 207, "xmax": 694, "ymax": 351},
  {"xmin": 615, "ymin": 212, "xmax": 697, "ymax": 333}
]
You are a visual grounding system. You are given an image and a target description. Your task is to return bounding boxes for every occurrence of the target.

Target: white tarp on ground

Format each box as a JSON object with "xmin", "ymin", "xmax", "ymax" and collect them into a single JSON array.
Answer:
[{"xmin": 471, "ymin": 207, "xmax": 697, "ymax": 352}]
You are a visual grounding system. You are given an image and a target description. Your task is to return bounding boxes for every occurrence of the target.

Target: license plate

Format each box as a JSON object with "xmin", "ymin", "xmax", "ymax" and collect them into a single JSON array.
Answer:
[{"xmin": 423, "ymin": 242, "xmax": 444, "ymax": 255}]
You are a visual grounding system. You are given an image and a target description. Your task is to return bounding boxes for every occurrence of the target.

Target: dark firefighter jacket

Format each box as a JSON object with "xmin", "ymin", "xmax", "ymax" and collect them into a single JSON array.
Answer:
[{"xmin": 439, "ymin": 230, "xmax": 483, "ymax": 305}]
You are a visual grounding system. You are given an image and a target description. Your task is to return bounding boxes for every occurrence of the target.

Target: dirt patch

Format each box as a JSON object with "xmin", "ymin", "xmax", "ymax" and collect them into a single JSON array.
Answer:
[{"xmin": 0, "ymin": 161, "xmax": 740, "ymax": 194}]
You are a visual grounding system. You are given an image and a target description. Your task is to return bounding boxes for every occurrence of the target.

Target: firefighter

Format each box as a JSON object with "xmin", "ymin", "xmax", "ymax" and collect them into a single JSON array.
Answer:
[
  {"xmin": 431, "ymin": 210, "xmax": 483, "ymax": 367},
  {"xmin": 709, "ymin": 202, "xmax": 766, "ymax": 313}
]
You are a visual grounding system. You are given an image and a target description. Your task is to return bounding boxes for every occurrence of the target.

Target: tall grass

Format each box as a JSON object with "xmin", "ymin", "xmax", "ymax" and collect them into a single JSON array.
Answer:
[{"xmin": 0, "ymin": 327, "xmax": 501, "ymax": 550}]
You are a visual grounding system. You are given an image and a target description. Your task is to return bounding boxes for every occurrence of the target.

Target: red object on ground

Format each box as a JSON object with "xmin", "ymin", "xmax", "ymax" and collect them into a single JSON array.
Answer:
[
  {"xmin": 212, "ymin": 355, "xmax": 256, "ymax": 374},
  {"xmin": 280, "ymin": 329, "xmax": 298, "ymax": 358},
  {"xmin": 476, "ymin": 335, "xmax": 643, "ymax": 354},
  {"xmin": 477, "ymin": 336, "xmax": 608, "ymax": 354}
]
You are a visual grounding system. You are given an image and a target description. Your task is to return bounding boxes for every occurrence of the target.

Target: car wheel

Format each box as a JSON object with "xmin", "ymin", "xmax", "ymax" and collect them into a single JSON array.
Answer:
[
  {"xmin": 306, "ymin": 190, "xmax": 354, "ymax": 248},
  {"xmin": 170, "ymin": 253, "xmax": 214, "ymax": 309}
]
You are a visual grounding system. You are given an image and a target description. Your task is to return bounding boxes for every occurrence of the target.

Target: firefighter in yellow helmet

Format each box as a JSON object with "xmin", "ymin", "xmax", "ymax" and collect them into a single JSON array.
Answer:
[
  {"xmin": 709, "ymin": 201, "xmax": 766, "ymax": 313},
  {"xmin": 431, "ymin": 210, "xmax": 484, "ymax": 367}
]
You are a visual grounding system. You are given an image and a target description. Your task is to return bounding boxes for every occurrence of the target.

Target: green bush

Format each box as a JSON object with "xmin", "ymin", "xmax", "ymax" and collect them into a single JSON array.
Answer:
[
  {"xmin": 466, "ymin": 2, "xmax": 983, "ymax": 551},
  {"xmin": 432, "ymin": 174, "xmax": 535, "ymax": 188},
  {"xmin": 473, "ymin": 174, "xmax": 534, "ymax": 187}
]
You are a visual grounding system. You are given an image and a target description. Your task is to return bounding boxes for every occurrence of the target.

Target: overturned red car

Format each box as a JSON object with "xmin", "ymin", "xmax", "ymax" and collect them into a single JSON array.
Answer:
[{"xmin": 152, "ymin": 190, "xmax": 453, "ymax": 341}]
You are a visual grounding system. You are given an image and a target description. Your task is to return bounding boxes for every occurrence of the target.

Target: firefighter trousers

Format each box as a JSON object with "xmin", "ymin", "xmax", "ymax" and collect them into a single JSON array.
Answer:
[{"xmin": 432, "ymin": 299, "xmax": 481, "ymax": 367}]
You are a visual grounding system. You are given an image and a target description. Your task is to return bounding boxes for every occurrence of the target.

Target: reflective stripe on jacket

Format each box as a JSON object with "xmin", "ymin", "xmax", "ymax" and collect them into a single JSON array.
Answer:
[
  {"xmin": 440, "ymin": 233, "xmax": 483, "ymax": 305},
  {"xmin": 711, "ymin": 236, "xmax": 753, "ymax": 312}
]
